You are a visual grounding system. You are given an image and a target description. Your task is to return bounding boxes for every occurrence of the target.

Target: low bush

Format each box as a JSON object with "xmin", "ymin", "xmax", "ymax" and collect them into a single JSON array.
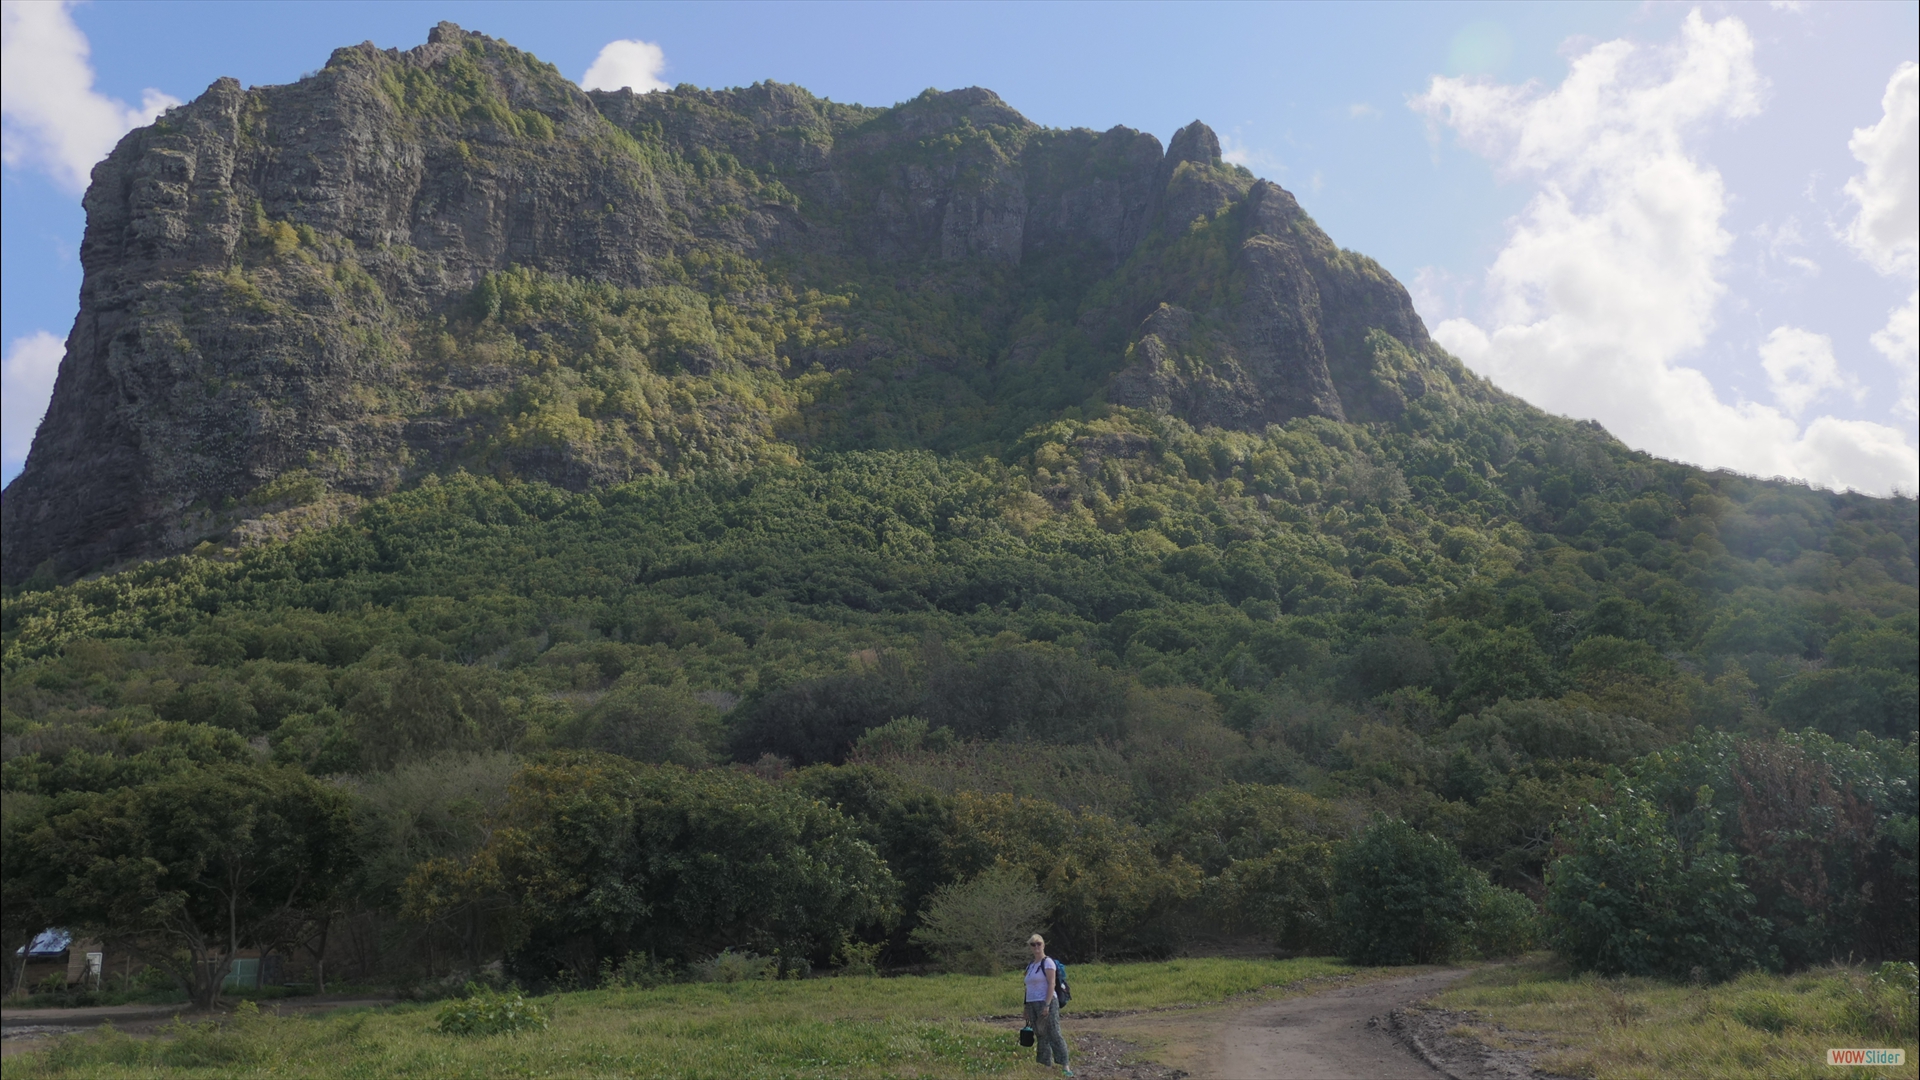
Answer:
[
  {"xmin": 692, "ymin": 949, "xmax": 776, "ymax": 983},
  {"xmin": 436, "ymin": 985, "xmax": 551, "ymax": 1036},
  {"xmin": 1844, "ymin": 961, "xmax": 1920, "ymax": 1044},
  {"xmin": 602, "ymin": 952, "xmax": 679, "ymax": 989},
  {"xmin": 1466, "ymin": 878, "xmax": 1539, "ymax": 959},
  {"xmin": 835, "ymin": 936, "xmax": 883, "ymax": 977}
]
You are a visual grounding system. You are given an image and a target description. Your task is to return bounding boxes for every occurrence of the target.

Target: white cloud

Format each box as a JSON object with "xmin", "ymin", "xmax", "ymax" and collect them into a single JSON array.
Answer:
[
  {"xmin": 1414, "ymin": 10, "xmax": 1918, "ymax": 497},
  {"xmin": 1843, "ymin": 62, "xmax": 1918, "ymax": 276},
  {"xmin": 2, "ymin": 330, "xmax": 63, "ymax": 473},
  {"xmin": 580, "ymin": 39, "xmax": 669, "ymax": 94},
  {"xmin": 1844, "ymin": 64, "xmax": 1919, "ymax": 426},
  {"xmin": 1759, "ymin": 326, "xmax": 1850, "ymax": 416},
  {"xmin": 1219, "ymin": 131, "xmax": 1287, "ymax": 179},
  {"xmin": 1872, "ymin": 288, "xmax": 1918, "ymax": 421},
  {"xmin": 1, "ymin": 0, "xmax": 179, "ymax": 192},
  {"xmin": 1347, "ymin": 103, "xmax": 1379, "ymax": 120},
  {"xmin": 1753, "ymin": 217, "xmax": 1819, "ymax": 277}
]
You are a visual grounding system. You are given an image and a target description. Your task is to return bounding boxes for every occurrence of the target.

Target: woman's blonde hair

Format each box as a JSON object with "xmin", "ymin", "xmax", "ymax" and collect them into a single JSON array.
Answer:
[{"xmin": 1028, "ymin": 934, "xmax": 1046, "ymax": 946}]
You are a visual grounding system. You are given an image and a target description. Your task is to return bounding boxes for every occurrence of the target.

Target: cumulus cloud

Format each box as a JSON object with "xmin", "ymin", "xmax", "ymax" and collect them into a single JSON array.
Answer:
[
  {"xmin": 1844, "ymin": 64, "xmax": 1918, "ymax": 424},
  {"xmin": 580, "ymin": 39, "xmax": 669, "ymax": 94},
  {"xmin": 1760, "ymin": 326, "xmax": 1851, "ymax": 417},
  {"xmin": 2, "ymin": 330, "xmax": 64, "ymax": 474},
  {"xmin": 1413, "ymin": 10, "xmax": 1917, "ymax": 496},
  {"xmin": 1, "ymin": 0, "xmax": 179, "ymax": 192},
  {"xmin": 1843, "ymin": 62, "xmax": 1918, "ymax": 276}
]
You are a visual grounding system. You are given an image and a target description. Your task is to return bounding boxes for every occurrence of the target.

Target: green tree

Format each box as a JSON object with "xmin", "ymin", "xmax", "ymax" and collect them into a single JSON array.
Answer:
[
  {"xmin": 948, "ymin": 791, "xmax": 1200, "ymax": 960},
  {"xmin": 909, "ymin": 866, "xmax": 1050, "ymax": 975},
  {"xmin": 1332, "ymin": 819, "xmax": 1475, "ymax": 965},
  {"xmin": 788, "ymin": 764, "xmax": 955, "ymax": 947},
  {"xmin": 19, "ymin": 761, "xmax": 360, "ymax": 1007},
  {"xmin": 1, "ymin": 792, "xmax": 52, "ymax": 996},
  {"xmin": 1448, "ymin": 628, "xmax": 1556, "ymax": 714},
  {"xmin": 1160, "ymin": 783, "xmax": 1346, "ymax": 952},
  {"xmin": 413, "ymin": 755, "xmax": 898, "ymax": 984},
  {"xmin": 564, "ymin": 682, "xmax": 719, "ymax": 766}
]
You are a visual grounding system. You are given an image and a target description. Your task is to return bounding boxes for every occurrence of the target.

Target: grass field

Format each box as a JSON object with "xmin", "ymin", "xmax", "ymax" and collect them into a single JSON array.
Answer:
[
  {"xmin": 13, "ymin": 957, "xmax": 1357, "ymax": 1079},
  {"xmin": 1429, "ymin": 956, "xmax": 1920, "ymax": 1080}
]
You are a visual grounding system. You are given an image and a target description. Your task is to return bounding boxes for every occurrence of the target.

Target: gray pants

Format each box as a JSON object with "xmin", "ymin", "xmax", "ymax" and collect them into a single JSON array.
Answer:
[{"xmin": 1024, "ymin": 997, "xmax": 1069, "ymax": 1067}]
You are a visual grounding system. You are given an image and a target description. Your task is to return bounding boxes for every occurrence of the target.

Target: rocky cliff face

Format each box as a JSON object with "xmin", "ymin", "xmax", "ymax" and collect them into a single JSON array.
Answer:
[{"xmin": 2, "ymin": 22, "xmax": 1471, "ymax": 585}]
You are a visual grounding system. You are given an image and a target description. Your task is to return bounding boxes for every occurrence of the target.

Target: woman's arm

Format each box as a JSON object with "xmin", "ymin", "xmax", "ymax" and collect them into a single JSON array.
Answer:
[{"xmin": 1045, "ymin": 959, "xmax": 1057, "ymax": 1001}]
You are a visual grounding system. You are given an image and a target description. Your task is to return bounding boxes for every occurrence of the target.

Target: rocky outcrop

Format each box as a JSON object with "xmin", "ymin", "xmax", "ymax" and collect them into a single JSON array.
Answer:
[{"xmin": 2, "ymin": 22, "xmax": 1462, "ymax": 584}]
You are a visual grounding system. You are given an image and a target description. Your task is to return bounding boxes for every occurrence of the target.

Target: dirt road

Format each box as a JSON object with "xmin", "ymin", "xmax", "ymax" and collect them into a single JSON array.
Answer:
[
  {"xmin": 1072, "ymin": 969, "xmax": 1472, "ymax": 1080},
  {"xmin": 1197, "ymin": 969, "xmax": 1468, "ymax": 1079},
  {"xmin": 1190, "ymin": 968, "xmax": 1459, "ymax": 1076}
]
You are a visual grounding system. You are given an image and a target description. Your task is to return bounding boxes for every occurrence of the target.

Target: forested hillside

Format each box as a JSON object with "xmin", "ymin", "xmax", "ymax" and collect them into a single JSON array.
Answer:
[{"xmin": 1, "ymin": 21, "xmax": 1914, "ymax": 1004}]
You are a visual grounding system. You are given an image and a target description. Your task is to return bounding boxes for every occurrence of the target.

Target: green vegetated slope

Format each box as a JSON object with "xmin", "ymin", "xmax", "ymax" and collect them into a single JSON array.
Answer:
[
  {"xmin": 1, "ymin": 22, "xmax": 1917, "ymax": 1016},
  {"xmin": 5, "ymin": 397, "xmax": 1915, "ymax": 984}
]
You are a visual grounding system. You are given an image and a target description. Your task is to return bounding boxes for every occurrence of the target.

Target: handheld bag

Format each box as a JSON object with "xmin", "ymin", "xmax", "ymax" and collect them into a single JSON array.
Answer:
[{"xmin": 1019, "ymin": 1025, "xmax": 1036, "ymax": 1047}]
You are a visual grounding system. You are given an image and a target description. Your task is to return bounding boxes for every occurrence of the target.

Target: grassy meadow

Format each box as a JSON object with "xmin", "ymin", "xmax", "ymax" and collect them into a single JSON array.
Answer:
[
  {"xmin": 12, "ymin": 957, "xmax": 1357, "ymax": 1079},
  {"xmin": 1430, "ymin": 956, "xmax": 1920, "ymax": 1080}
]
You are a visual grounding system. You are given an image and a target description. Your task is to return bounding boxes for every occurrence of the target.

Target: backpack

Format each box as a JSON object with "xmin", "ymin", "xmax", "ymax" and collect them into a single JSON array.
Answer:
[{"xmin": 1029, "ymin": 957, "xmax": 1071, "ymax": 1007}]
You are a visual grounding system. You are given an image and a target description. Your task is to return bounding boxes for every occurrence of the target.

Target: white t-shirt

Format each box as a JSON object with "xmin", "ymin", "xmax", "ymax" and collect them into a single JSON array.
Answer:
[{"xmin": 1025, "ymin": 957, "xmax": 1057, "ymax": 1003}]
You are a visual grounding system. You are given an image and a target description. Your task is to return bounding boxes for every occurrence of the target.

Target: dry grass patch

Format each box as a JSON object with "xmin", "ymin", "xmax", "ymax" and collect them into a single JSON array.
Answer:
[{"xmin": 1431, "ymin": 955, "xmax": 1919, "ymax": 1080}]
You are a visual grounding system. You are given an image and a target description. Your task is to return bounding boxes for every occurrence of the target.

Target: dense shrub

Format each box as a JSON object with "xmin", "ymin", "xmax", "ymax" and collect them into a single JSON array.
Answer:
[
  {"xmin": 1546, "ymin": 795, "xmax": 1754, "ymax": 980},
  {"xmin": 1332, "ymin": 819, "xmax": 1476, "ymax": 965},
  {"xmin": 1626, "ymin": 731, "xmax": 1919, "ymax": 967}
]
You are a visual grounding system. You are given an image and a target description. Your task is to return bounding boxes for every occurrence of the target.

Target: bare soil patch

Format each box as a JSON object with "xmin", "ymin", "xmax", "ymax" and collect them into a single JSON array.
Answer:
[{"xmin": 1389, "ymin": 1005, "xmax": 1579, "ymax": 1080}]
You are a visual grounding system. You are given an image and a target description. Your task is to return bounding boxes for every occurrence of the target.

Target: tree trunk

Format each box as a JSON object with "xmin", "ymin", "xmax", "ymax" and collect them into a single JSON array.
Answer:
[{"xmin": 312, "ymin": 915, "xmax": 330, "ymax": 995}]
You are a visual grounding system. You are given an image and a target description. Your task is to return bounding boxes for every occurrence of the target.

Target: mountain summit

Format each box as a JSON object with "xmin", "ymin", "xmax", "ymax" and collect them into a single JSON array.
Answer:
[{"xmin": 5, "ymin": 22, "xmax": 1474, "ymax": 583}]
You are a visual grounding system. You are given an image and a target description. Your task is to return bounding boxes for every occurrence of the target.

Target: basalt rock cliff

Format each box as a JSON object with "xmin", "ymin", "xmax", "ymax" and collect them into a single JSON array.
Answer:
[{"xmin": 2, "ymin": 22, "xmax": 1479, "ymax": 584}]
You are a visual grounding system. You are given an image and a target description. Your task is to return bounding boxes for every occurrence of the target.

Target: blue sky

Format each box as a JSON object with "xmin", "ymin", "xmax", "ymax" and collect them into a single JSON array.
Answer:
[{"xmin": 4, "ymin": 0, "xmax": 1916, "ymax": 493}]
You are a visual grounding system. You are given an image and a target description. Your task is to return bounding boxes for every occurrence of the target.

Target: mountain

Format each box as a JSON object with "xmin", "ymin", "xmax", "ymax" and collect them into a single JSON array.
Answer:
[
  {"xmin": 3, "ymin": 21, "xmax": 1471, "ymax": 584},
  {"xmin": 2, "ymin": 22, "xmax": 1914, "ymax": 986}
]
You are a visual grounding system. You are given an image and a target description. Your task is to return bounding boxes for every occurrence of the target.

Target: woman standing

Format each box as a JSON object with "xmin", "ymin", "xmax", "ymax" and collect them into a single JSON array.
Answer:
[{"xmin": 1024, "ymin": 934, "xmax": 1072, "ymax": 1075}]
